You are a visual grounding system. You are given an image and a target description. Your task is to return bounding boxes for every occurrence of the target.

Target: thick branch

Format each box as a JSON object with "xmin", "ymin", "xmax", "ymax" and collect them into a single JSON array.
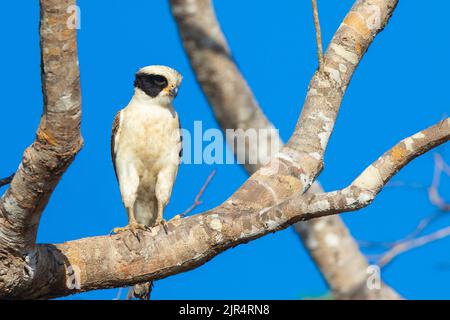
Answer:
[
  {"xmin": 0, "ymin": 0, "xmax": 82, "ymax": 296},
  {"xmin": 0, "ymin": 0, "xmax": 402, "ymax": 299},
  {"xmin": 170, "ymin": 0, "xmax": 400, "ymax": 299},
  {"xmin": 24, "ymin": 119, "xmax": 448, "ymax": 299},
  {"xmin": 170, "ymin": 0, "xmax": 399, "ymax": 213}
]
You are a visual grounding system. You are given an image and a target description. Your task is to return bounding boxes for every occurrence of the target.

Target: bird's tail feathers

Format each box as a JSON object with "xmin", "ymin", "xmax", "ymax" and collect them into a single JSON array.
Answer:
[
  {"xmin": 130, "ymin": 197, "xmax": 156, "ymax": 300},
  {"xmin": 127, "ymin": 282, "xmax": 153, "ymax": 300}
]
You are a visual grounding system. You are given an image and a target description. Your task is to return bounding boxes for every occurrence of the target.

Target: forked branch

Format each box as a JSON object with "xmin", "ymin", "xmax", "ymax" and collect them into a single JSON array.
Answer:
[
  {"xmin": 24, "ymin": 118, "xmax": 449, "ymax": 299},
  {"xmin": 170, "ymin": 0, "xmax": 400, "ymax": 299}
]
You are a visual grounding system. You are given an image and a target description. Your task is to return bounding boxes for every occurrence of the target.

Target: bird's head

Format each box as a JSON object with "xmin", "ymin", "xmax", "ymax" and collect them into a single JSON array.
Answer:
[{"xmin": 134, "ymin": 65, "xmax": 183, "ymax": 106}]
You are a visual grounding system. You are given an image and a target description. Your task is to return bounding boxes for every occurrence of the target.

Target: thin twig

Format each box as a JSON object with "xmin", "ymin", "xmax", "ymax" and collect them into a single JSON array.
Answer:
[
  {"xmin": 362, "ymin": 153, "xmax": 450, "ymax": 266},
  {"xmin": 312, "ymin": 0, "xmax": 324, "ymax": 73},
  {"xmin": 386, "ymin": 180, "xmax": 425, "ymax": 190},
  {"xmin": 113, "ymin": 288, "xmax": 123, "ymax": 300},
  {"xmin": 181, "ymin": 169, "xmax": 217, "ymax": 216},
  {"xmin": 377, "ymin": 226, "xmax": 450, "ymax": 268},
  {"xmin": 360, "ymin": 211, "xmax": 444, "ymax": 249},
  {"xmin": 429, "ymin": 153, "xmax": 450, "ymax": 211},
  {"xmin": 0, "ymin": 174, "xmax": 14, "ymax": 188}
]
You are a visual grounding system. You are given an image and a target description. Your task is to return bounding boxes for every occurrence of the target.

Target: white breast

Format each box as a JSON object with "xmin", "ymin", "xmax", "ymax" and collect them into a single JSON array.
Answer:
[{"xmin": 115, "ymin": 99, "xmax": 181, "ymax": 188}]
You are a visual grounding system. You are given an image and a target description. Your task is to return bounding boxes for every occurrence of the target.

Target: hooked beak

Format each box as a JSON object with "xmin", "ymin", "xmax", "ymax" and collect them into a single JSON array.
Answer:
[
  {"xmin": 170, "ymin": 86, "xmax": 179, "ymax": 97},
  {"xmin": 164, "ymin": 85, "xmax": 179, "ymax": 97}
]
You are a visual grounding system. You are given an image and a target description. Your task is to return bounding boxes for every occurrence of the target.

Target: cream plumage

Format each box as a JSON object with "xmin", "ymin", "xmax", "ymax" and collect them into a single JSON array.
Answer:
[
  {"xmin": 112, "ymin": 65, "xmax": 183, "ymax": 233},
  {"xmin": 111, "ymin": 65, "xmax": 183, "ymax": 300}
]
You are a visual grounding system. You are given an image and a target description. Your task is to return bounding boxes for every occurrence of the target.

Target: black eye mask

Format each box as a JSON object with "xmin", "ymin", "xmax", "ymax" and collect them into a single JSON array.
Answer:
[{"xmin": 134, "ymin": 73, "xmax": 169, "ymax": 98}]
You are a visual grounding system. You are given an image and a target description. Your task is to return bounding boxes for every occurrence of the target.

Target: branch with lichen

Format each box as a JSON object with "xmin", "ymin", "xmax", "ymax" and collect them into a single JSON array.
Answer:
[
  {"xmin": 170, "ymin": 0, "xmax": 400, "ymax": 300},
  {"xmin": 20, "ymin": 118, "xmax": 448, "ymax": 300},
  {"xmin": 0, "ymin": 0, "xmax": 82, "ymax": 297},
  {"xmin": 3, "ymin": 0, "xmax": 440, "ymax": 302}
]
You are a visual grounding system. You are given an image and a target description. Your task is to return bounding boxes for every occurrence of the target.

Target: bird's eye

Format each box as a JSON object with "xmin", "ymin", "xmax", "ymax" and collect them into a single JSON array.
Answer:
[{"xmin": 152, "ymin": 75, "xmax": 168, "ymax": 87}]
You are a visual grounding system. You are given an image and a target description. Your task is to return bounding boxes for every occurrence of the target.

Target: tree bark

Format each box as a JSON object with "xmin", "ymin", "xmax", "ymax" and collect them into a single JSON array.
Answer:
[
  {"xmin": 20, "ymin": 118, "xmax": 450, "ymax": 299},
  {"xmin": 0, "ymin": 0, "xmax": 82, "ymax": 297},
  {"xmin": 170, "ymin": 0, "xmax": 400, "ymax": 299},
  {"xmin": 1, "ymin": 0, "xmax": 446, "ymax": 301}
]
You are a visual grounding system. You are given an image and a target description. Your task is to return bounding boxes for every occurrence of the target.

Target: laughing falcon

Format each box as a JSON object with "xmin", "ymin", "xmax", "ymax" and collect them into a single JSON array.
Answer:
[{"xmin": 111, "ymin": 65, "xmax": 183, "ymax": 235}]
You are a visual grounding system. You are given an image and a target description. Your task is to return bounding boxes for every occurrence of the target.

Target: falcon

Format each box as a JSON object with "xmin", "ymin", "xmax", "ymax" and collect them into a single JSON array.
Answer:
[{"xmin": 111, "ymin": 65, "xmax": 183, "ymax": 235}]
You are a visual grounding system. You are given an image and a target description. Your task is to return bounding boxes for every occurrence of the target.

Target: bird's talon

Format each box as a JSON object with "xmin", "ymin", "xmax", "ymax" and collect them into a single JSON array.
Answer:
[
  {"xmin": 159, "ymin": 220, "xmax": 169, "ymax": 234},
  {"xmin": 111, "ymin": 223, "xmax": 147, "ymax": 236},
  {"xmin": 171, "ymin": 214, "xmax": 185, "ymax": 221},
  {"xmin": 112, "ymin": 227, "xmax": 127, "ymax": 234}
]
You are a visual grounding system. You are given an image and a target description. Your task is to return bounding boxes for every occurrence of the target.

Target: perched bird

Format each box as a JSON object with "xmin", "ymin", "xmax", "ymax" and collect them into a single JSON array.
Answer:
[{"xmin": 111, "ymin": 65, "xmax": 183, "ymax": 299}]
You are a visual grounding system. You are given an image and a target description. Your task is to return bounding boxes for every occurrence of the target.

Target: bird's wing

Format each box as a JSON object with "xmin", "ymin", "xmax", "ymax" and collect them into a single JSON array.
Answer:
[
  {"xmin": 178, "ymin": 116, "xmax": 183, "ymax": 162},
  {"xmin": 111, "ymin": 110, "xmax": 122, "ymax": 181}
]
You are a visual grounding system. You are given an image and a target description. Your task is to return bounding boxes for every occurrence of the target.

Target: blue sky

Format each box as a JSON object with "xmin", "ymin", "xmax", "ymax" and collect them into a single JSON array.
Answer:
[{"xmin": 0, "ymin": 0, "xmax": 448, "ymax": 299}]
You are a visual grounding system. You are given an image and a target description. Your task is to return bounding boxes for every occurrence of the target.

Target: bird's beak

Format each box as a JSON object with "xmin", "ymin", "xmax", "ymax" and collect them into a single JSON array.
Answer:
[
  {"xmin": 170, "ymin": 86, "xmax": 179, "ymax": 97},
  {"xmin": 164, "ymin": 85, "xmax": 179, "ymax": 97}
]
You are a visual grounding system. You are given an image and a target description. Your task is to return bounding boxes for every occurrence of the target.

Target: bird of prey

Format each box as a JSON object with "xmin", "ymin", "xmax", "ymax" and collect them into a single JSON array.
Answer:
[
  {"xmin": 111, "ymin": 65, "xmax": 183, "ymax": 300},
  {"xmin": 111, "ymin": 65, "xmax": 183, "ymax": 234}
]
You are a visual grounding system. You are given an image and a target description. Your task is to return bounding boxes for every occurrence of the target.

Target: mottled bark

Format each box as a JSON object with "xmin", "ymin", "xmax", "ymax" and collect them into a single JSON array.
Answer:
[
  {"xmin": 22, "ymin": 118, "xmax": 449, "ymax": 299},
  {"xmin": 0, "ymin": 0, "xmax": 82, "ymax": 297},
  {"xmin": 0, "ymin": 0, "xmax": 445, "ymax": 301},
  {"xmin": 297, "ymin": 185, "xmax": 400, "ymax": 299},
  {"xmin": 170, "ymin": 0, "xmax": 400, "ymax": 299}
]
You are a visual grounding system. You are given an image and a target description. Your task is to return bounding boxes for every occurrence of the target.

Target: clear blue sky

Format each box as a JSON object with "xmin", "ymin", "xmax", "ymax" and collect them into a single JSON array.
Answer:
[{"xmin": 0, "ymin": 0, "xmax": 448, "ymax": 300}]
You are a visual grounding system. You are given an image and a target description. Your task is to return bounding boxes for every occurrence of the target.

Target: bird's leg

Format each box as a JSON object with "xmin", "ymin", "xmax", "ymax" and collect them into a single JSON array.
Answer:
[
  {"xmin": 156, "ymin": 201, "xmax": 169, "ymax": 234},
  {"xmin": 112, "ymin": 206, "xmax": 147, "ymax": 236}
]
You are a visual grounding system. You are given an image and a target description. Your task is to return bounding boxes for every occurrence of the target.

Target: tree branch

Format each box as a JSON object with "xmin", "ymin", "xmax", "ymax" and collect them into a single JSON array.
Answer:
[
  {"xmin": 312, "ymin": 0, "xmax": 325, "ymax": 73},
  {"xmin": 362, "ymin": 152, "xmax": 450, "ymax": 268},
  {"xmin": 170, "ymin": 0, "xmax": 400, "ymax": 299},
  {"xmin": 24, "ymin": 118, "xmax": 448, "ymax": 300},
  {"xmin": 0, "ymin": 0, "xmax": 407, "ymax": 300},
  {"xmin": 181, "ymin": 169, "xmax": 217, "ymax": 216},
  {"xmin": 0, "ymin": 0, "xmax": 82, "ymax": 296},
  {"xmin": 429, "ymin": 153, "xmax": 450, "ymax": 211},
  {"xmin": 377, "ymin": 226, "xmax": 450, "ymax": 268},
  {"xmin": 0, "ymin": 174, "xmax": 14, "ymax": 188},
  {"xmin": 295, "ymin": 185, "xmax": 400, "ymax": 299}
]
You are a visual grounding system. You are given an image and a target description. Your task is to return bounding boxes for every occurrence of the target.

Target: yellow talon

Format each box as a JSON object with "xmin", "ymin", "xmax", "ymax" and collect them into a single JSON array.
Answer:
[{"xmin": 111, "ymin": 223, "xmax": 148, "ymax": 236}]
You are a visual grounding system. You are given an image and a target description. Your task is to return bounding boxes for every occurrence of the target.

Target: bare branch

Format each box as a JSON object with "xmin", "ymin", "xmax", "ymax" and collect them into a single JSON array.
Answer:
[
  {"xmin": 19, "ymin": 118, "xmax": 448, "ymax": 300},
  {"xmin": 0, "ymin": 174, "xmax": 14, "ymax": 188},
  {"xmin": 0, "ymin": 0, "xmax": 82, "ymax": 296},
  {"xmin": 312, "ymin": 0, "xmax": 325, "ymax": 73},
  {"xmin": 429, "ymin": 153, "xmax": 450, "ymax": 211},
  {"xmin": 377, "ymin": 226, "xmax": 450, "ymax": 268},
  {"xmin": 113, "ymin": 288, "xmax": 123, "ymax": 300},
  {"xmin": 170, "ymin": 0, "xmax": 400, "ymax": 300},
  {"xmin": 362, "ymin": 152, "xmax": 450, "ymax": 267},
  {"xmin": 181, "ymin": 169, "xmax": 217, "ymax": 216},
  {"xmin": 0, "ymin": 0, "xmax": 405, "ymax": 300}
]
